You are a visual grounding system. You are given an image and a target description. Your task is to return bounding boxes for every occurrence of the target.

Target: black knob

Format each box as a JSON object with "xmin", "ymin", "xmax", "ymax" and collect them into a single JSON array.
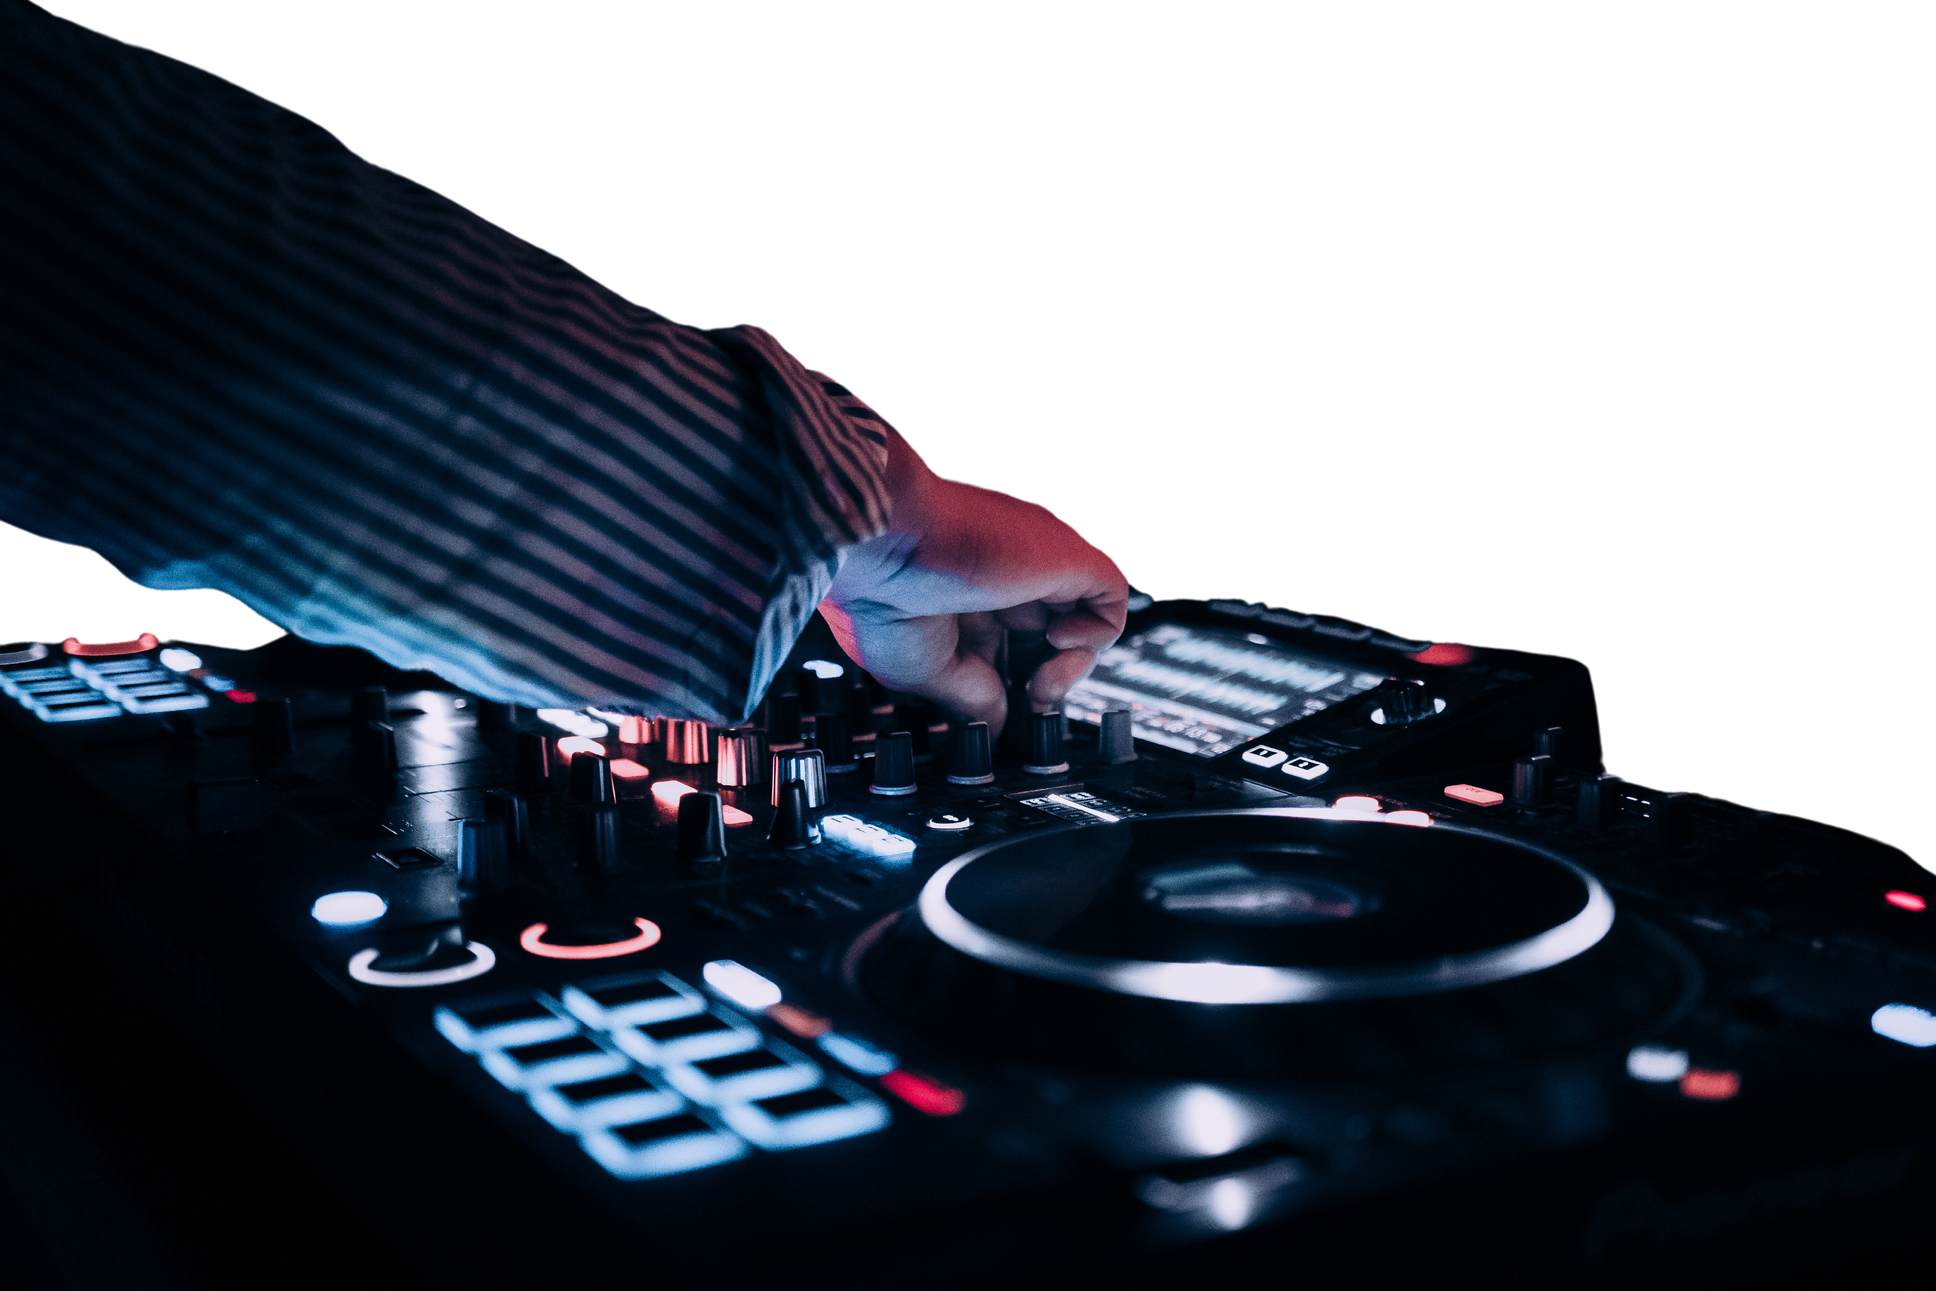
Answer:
[
  {"xmin": 814, "ymin": 711, "xmax": 857, "ymax": 774},
  {"xmin": 578, "ymin": 803, "xmax": 623, "ymax": 873},
  {"xmin": 948, "ymin": 721, "xmax": 995, "ymax": 785},
  {"xmin": 569, "ymin": 751, "xmax": 615, "ymax": 805},
  {"xmin": 871, "ymin": 731, "xmax": 917, "ymax": 796},
  {"xmin": 356, "ymin": 720, "xmax": 399, "ymax": 776},
  {"xmin": 477, "ymin": 700, "xmax": 519, "ymax": 742},
  {"xmin": 1510, "ymin": 754, "xmax": 1552, "ymax": 808},
  {"xmin": 1001, "ymin": 682, "xmax": 1033, "ymax": 756},
  {"xmin": 1533, "ymin": 726, "xmax": 1563, "ymax": 761},
  {"xmin": 845, "ymin": 674, "xmax": 878, "ymax": 732},
  {"xmin": 252, "ymin": 697, "xmax": 295, "ymax": 762},
  {"xmin": 798, "ymin": 665, "xmax": 842, "ymax": 716},
  {"xmin": 663, "ymin": 719, "xmax": 710, "ymax": 765},
  {"xmin": 765, "ymin": 691, "xmax": 804, "ymax": 748},
  {"xmin": 485, "ymin": 788, "xmax": 530, "ymax": 849},
  {"xmin": 1648, "ymin": 792, "xmax": 1691, "ymax": 850},
  {"xmin": 1099, "ymin": 710, "xmax": 1138, "ymax": 764},
  {"xmin": 514, "ymin": 731, "xmax": 551, "ymax": 793},
  {"xmin": 457, "ymin": 817, "xmax": 510, "ymax": 894},
  {"xmin": 1024, "ymin": 712, "xmax": 1069, "ymax": 775},
  {"xmin": 1576, "ymin": 773, "xmax": 1621, "ymax": 829},
  {"xmin": 768, "ymin": 777, "xmax": 815, "ymax": 850},
  {"xmin": 350, "ymin": 686, "xmax": 388, "ymax": 738},
  {"xmin": 895, "ymin": 699, "xmax": 935, "ymax": 762},
  {"xmin": 677, "ymin": 791, "xmax": 728, "ymax": 864},
  {"xmin": 1373, "ymin": 678, "xmax": 1435, "ymax": 725}
]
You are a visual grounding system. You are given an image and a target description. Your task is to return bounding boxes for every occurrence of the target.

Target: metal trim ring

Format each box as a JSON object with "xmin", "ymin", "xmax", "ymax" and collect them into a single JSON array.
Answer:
[{"xmin": 916, "ymin": 807, "xmax": 1615, "ymax": 1005}]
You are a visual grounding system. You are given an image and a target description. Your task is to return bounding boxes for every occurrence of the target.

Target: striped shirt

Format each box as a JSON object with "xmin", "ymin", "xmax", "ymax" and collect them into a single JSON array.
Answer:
[{"xmin": 0, "ymin": 0, "xmax": 890, "ymax": 724}]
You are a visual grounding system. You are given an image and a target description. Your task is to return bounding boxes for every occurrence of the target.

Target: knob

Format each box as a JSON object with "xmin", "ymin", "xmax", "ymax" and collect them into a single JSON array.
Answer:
[
  {"xmin": 1575, "ymin": 773, "xmax": 1621, "ymax": 830},
  {"xmin": 845, "ymin": 674, "xmax": 878, "ymax": 732},
  {"xmin": 1533, "ymin": 726, "xmax": 1563, "ymax": 761},
  {"xmin": 871, "ymin": 731, "xmax": 918, "ymax": 796},
  {"xmin": 716, "ymin": 729, "xmax": 768, "ymax": 786},
  {"xmin": 350, "ymin": 686, "xmax": 388, "ymax": 738},
  {"xmin": 677, "ymin": 791, "xmax": 728, "ymax": 864},
  {"xmin": 770, "ymin": 749, "xmax": 828, "ymax": 809},
  {"xmin": 251, "ymin": 697, "xmax": 295, "ymax": 762},
  {"xmin": 814, "ymin": 711, "xmax": 857, "ymax": 774},
  {"xmin": 569, "ymin": 751, "xmax": 616, "ymax": 805},
  {"xmin": 1372, "ymin": 678, "xmax": 1435, "ymax": 725},
  {"xmin": 1099, "ymin": 710, "xmax": 1138, "ymax": 764},
  {"xmin": 768, "ymin": 778, "xmax": 816, "ymax": 850},
  {"xmin": 1024, "ymin": 712, "xmax": 1069, "ymax": 775},
  {"xmin": 485, "ymin": 788, "xmax": 530, "ymax": 849},
  {"xmin": 1648, "ymin": 792, "xmax": 1691, "ymax": 850},
  {"xmin": 765, "ymin": 691, "xmax": 804, "ymax": 749},
  {"xmin": 514, "ymin": 731, "xmax": 551, "ymax": 793},
  {"xmin": 578, "ymin": 804, "xmax": 623, "ymax": 874},
  {"xmin": 664, "ymin": 719, "xmax": 710, "ymax": 765},
  {"xmin": 457, "ymin": 817, "xmax": 510, "ymax": 894},
  {"xmin": 1001, "ymin": 682, "xmax": 1033, "ymax": 756},
  {"xmin": 477, "ymin": 700, "xmax": 519, "ymax": 742},
  {"xmin": 616, "ymin": 714, "xmax": 652, "ymax": 744},
  {"xmin": 895, "ymin": 699, "xmax": 935, "ymax": 762},
  {"xmin": 1511, "ymin": 754, "xmax": 1552, "ymax": 808},
  {"xmin": 797, "ymin": 664, "xmax": 842, "ymax": 716},
  {"xmin": 948, "ymin": 721, "xmax": 995, "ymax": 785},
  {"xmin": 356, "ymin": 720, "xmax": 398, "ymax": 776}
]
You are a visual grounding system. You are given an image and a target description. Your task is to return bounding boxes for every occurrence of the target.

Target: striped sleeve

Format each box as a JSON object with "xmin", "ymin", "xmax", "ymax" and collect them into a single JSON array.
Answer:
[{"xmin": 0, "ymin": 0, "xmax": 889, "ymax": 724}]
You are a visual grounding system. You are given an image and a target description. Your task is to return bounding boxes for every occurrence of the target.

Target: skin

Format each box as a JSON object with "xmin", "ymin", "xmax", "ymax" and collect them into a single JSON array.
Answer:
[{"xmin": 822, "ymin": 428, "xmax": 1129, "ymax": 738}]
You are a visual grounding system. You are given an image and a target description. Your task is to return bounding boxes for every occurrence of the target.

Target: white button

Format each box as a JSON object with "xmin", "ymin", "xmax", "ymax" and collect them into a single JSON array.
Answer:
[
  {"xmin": 1241, "ymin": 747, "xmax": 1289, "ymax": 769},
  {"xmin": 1281, "ymin": 756, "xmax": 1329, "ymax": 781}
]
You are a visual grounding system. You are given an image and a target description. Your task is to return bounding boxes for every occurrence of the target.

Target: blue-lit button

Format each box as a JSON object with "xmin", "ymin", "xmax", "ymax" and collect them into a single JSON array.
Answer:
[
  {"xmin": 719, "ymin": 1080, "xmax": 890, "ymax": 1150},
  {"xmin": 1872, "ymin": 1003, "xmax": 1936, "ymax": 1048},
  {"xmin": 312, "ymin": 890, "xmax": 387, "ymax": 925},
  {"xmin": 818, "ymin": 1031, "xmax": 898, "ymax": 1076}
]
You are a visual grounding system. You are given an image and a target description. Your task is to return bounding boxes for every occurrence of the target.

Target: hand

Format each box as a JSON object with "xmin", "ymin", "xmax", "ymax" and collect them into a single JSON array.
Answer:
[{"xmin": 822, "ymin": 429, "xmax": 1128, "ymax": 736}]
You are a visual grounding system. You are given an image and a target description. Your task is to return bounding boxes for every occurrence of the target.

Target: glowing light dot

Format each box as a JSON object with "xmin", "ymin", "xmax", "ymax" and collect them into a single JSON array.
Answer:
[
  {"xmin": 802, "ymin": 659, "xmax": 846, "ymax": 679},
  {"xmin": 1333, "ymin": 796, "xmax": 1381, "ymax": 813},
  {"xmin": 608, "ymin": 758, "xmax": 650, "ymax": 780},
  {"xmin": 1872, "ymin": 1003, "xmax": 1936, "ymax": 1048},
  {"xmin": 652, "ymin": 780, "xmax": 695, "ymax": 807},
  {"xmin": 1174, "ymin": 1085, "xmax": 1248, "ymax": 1157},
  {"xmin": 1678, "ymin": 1068, "xmax": 1740, "ymax": 1101},
  {"xmin": 225, "ymin": 689, "xmax": 257, "ymax": 704},
  {"xmin": 818, "ymin": 1032, "xmax": 898, "ymax": 1077},
  {"xmin": 1205, "ymin": 1177, "xmax": 1255, "ymax": 1231},
  {"xmin": 1884, "ymin": 890, "xmax": 1927, "ymax": 912},
  {"xmin": 1385, "ymin": 810, "xmax": 1432, "ymax": 827},
  {"xmin": 1625, "ymin": 1044, "xmax": 1690, "ymax": 1083},
  {"xmin": 312, "ymin": 891, "xmax": 387, "ymax": 926},
  {"xmin": 703, "ymin": 959, "xmax": 782, "ymax": 1010},
  {"xmin": 158, "ymin": 648, "xmax": 202, "ymax": 672}
]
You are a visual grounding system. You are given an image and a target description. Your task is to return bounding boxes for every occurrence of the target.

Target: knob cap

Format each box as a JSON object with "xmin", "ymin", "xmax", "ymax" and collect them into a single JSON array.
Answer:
[
  {"xmin": 948, "ymin": 721, "xmax": 995, "ymax": 785},
  {"xmin": 768, "ymin": 778, "xmax": 816, "ymax": 850},
  {"xmin": 350, "ymin": 686, "xmax": 388, "ymax": 738},
  {"xmin": 716, "ymin": 728, "xmax": 768, "ymax": 786},
  {"xmin": 356, "ymin": 720, "xmax": 398, "ymax": 776},
  {"xmin": 871, "ymin": 731, "xmax": 918, "ymax": 796},
  {"xmin": 1373, "ymin": 678, "xmax": 1435, "ymax": 725},
  {"xmin": 514, "ymin": 731, "xmax": 551, "ymax": 793},
  {"xmin": 1533, "ymin": 726, "xmax": 1563, "ymax": 761},
  {"xmin": 677, "ymin": 791, "xmax": 728, "ymax": 863},
  {"xmin": 578, "ymin": 804, "xmax": 623, "ymax": 874},
  {"xmin": 1511, "ymin": 754, "xmax": 1552, "ymax": 808},
  {"xmin": 845, "ymin": 674, "xmax": 878, "ymax": 730},
  {"xmin": 1575, "ymin": 773, "xmax": 1620, "ymax": 829},
  {"xmin": 895, "ymin": 699, "xmax": 935, "ymax": 762},
  {"xmin": 616, "ymin": 714, "xmax": 652, "ymax": 744},
  {"xmin": 663, "ymin": 719, "xmax": 710, "ymax": 765},
  {"xmin": 485, "ymin": 788, "xmax": 530, "ymax": 849},
  {"xmin": 814, "ymin": 711, "xmax": 857, "ymax": 773},
  {"xmin": 1099, "ymin": 710, "xmax": 1138, "ymax": 764},
  {"xmin": 764, "ymin": 691, "xmax": 804, "ymax": 748},
  {"xmin": 569, "ymin": 751, "xmax": 615, "ymax": 805},
  {"xmin": 1024, "ymin": 712, "xmax": 1069, "ymax": 775},
  {"xmin": 770, "ymin": 749, "xmax": 828, "ymax": 809},
  {"xmin": 252, "ymin": 697, "xmax": 295, "ymax": 762},
  {"xmin": 457, "ymin": 817, "xmax": 510, "ymax": 894}
]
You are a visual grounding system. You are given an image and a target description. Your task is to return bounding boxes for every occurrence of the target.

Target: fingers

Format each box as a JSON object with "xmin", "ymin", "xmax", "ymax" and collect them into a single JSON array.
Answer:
[
  {"xmin": 1024, "ymin": 645, "xmax": 1101, "ymax": 710},
  {"xmin": 825, "ymin": 605, "xmax": 1012, "ymax": 734}
]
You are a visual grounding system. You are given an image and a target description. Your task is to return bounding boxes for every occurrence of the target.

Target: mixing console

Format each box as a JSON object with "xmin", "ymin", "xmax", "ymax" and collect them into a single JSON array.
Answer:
[{"xmin": 0, "ymin": 597, "xmax": 1930, "ymax": 1286}]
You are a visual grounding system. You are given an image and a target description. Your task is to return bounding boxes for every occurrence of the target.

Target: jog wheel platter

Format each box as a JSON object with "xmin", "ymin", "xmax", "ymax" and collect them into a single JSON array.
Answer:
[{"xmin": 865, "ymin": 809, "xmax": 1696, "ymax": 1080}]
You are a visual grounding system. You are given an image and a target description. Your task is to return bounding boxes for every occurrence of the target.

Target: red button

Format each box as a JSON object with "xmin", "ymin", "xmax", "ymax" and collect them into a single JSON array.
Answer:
[
  {"xmin": 1679, "ymin": 1068, "xmax": 1740, "ymax": 1102},
  {"xmin": 1885, "ymin": 890, "xmax": 1927, "ymax": 912},
  {"xmin": 881, "ymin": 1069, "xmax": 965, "ymax": 1116},
  {"xmin": 1445, "ymin": 784, "xmax": 1504, "ymax": 807}
]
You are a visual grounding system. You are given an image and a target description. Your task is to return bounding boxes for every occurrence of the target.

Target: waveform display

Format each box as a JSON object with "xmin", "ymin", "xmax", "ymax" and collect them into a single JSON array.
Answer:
[
  {"xmin": 1111, "ymin": 660, "xmax": 1289, "ymax": 717},
  {"xmin": 1160, "ymin": 635, "xmax": 1347, "ymax": 693}
]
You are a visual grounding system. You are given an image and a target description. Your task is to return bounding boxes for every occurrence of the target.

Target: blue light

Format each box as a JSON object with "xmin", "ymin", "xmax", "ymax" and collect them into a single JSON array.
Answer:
[
  {"xmin": 1872, "ymin": 1003, "xmax": 1936, "ymax": 1048},
  {"xmin": 702, "ymin": 959, "xmax": 783, "ymax": 1009},
  {"xmin": 818, "ymin": 1031, "xmax": 898, "ymax": 1076},
  {"xmin": 312, "ymin": 890, "xmax": 387, "ymax": 925},
  {"xmin": 802, "ymin": 659, "xmax": 845, "ymax": 679}
]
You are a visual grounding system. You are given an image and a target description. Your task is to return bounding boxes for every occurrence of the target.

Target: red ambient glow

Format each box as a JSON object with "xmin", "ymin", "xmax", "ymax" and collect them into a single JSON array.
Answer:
[
  {"xmin": 519, "ymin": 918, "xmax": 661, "ymax": 960},
  {"xmin": 652, "ymin": 780, "xmax": 694, "ymax": 807},
  {"xmin": 608, "ymin": 758, "xmax": 650, "ymax": 780},
  {"xmin": 225, "ymin": 689, "xmax": 257, "ymax": 704},
  {"xmin": 556, "ymin": 735, "xmax": 604, "ymax": 760},
  {"xmin": 62, "ymin": 632, "xmax": 159, "ymax": 657},
  {"xmin": 880, "ymin": 1069, "xmax": 966, "ymax": 1116},
  {"xmin": 1410, "ymin": 642, "xmax": 1475, "ymax": 667},
  {"xmin": 1885, "ymin": 890, "xmax": 1927, "ymax": 912},
  {"xmin": 1678, "ymin": 1068, "xmax": 1740, "ymax": 1102},
  {"xmin": 766, "ymin": 1003, "xmax": 832, "ymax": 1039}
]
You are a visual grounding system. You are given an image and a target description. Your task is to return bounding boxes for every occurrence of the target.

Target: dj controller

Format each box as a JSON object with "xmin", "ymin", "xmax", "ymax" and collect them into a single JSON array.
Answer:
[{"xmin": 1, "ymin": 595, "xmax": 1931, "ymax": 1287}]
